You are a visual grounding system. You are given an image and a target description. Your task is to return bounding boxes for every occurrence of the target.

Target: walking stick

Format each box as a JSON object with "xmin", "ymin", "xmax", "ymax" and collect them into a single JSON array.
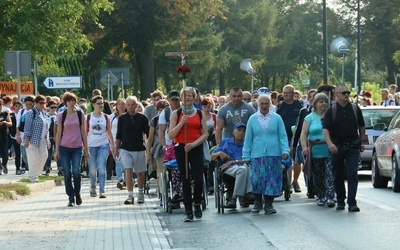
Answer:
[{"xmin": 182, "ymin": 80, "xmax": 189, "ymax": 179}]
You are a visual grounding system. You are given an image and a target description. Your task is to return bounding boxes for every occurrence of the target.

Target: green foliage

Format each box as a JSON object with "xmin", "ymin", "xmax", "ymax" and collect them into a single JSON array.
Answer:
[{"xmin": 361, "ymin": 82, "xmax": 383, "ymax": 103}]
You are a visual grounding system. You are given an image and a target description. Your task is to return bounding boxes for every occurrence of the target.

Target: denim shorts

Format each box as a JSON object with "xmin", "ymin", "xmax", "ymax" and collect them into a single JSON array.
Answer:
[{"xmin": 294, "ymin": 145, "xmax": 304, "ymax": 164}]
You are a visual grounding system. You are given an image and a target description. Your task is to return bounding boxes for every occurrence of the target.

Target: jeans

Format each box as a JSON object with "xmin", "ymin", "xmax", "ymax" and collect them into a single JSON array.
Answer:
[
  {"xmin": 20, "ymin": 144, "xmax": 29, "ymax": 170},
  {"xmin": 331, "ymin": 146, "xmax": 360, "ymax": 205},
  {"xmin": 60, "ymin": 146, "xmax": 82, "ymax": 201},
  {"xmin": 116, "ymin": 158, "xmax": 124, "ymax": 181},
  {"xmin": 0, "ymin": 135, "xmax": 9, "ymax": 167},
  {"xmin": 89, "ymin": 144, "xmax": 109, "ymax": 193},
  {"xmin": 11, "ymin": 138, "xmax": 21, "ymax": 170},
  {"xmin": 45, "ymin": 139, "xmax": 55, "ymax": 170},
  {"xmin": 174, "ymin": 143, "xmax": 204, "ymax": 212}
]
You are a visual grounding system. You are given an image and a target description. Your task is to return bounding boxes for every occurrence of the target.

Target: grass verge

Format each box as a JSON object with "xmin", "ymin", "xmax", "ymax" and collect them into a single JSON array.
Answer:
[
  {"xmin": 19, "ymin": 175, "xmax": 64, "ymax": 183},
  {"xmin": 0, "ymin": 183, "xmax": 31, "ymax": 200}
]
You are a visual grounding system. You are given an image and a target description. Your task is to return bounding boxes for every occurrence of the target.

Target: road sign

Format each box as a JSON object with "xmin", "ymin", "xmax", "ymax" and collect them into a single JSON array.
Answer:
[
  {"xmin": 0, "ymin": 81, "xmax": 33, "ymax": 95},
  {"xmin": 42, "ymin": 76, "xmax": 82, "ymax": 89},
  {"xmin": 100, "ymin": 67, "xmax": 130, "ymax": 86},
  {"xmin": 100, "ymin": 71, "xmax": 118, "ymax": 86},
  {"xmin": 5, "ymin": 51, "xmax": 31, "ymax": 77}
]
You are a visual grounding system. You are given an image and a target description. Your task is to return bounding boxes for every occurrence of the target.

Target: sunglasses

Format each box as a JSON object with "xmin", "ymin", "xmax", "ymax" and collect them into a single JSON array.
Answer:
[
  {"xmin": 340, "ymin": 91, "xmax": 351, "ymax": 95},
  {"xmin": 50, "ymin": 106, "xmax": 57, "ymax": 109}
]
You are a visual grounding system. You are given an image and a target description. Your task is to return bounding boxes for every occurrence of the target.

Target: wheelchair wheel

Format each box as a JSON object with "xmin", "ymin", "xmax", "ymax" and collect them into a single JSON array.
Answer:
[{"xmin": 283, "ymin": 170, "xmax": 291, "ymax": 201}]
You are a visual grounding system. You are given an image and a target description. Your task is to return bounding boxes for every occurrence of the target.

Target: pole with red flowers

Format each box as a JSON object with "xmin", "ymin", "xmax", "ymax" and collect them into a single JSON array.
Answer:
[{"xmin": 165, "ymin": 34, "xmax": 201, "ymax": 178}]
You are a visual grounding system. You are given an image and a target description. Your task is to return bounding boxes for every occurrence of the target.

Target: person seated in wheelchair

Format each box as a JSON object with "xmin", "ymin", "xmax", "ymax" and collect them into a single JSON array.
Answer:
[
  {"xmin": 163, "ymin": 142, "xmax": 182, "ymax": 209},
  {"xmin": 211, "ymin": 122, "xmax": 254, "ymax": 209}
]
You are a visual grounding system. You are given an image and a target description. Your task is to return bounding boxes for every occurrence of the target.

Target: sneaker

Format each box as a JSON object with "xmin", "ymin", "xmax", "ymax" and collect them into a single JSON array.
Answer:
[
  {"xmin": 264, "ymin": 204, "xmax": 277, "ymax": 214},
  {"xmin": 326, "ymin": 199, "xmax": 335, "ymax": 208},
  {"xmin": 317, "ymin": 199, "xmax": 325, "ymax": 206},
  {"xmin": 16, "ymin": 170, "xmax": 22, "ymax": 175},
  {"xmin": 184, "ymin": 212, "xmax": 194, "ymax": 222},
  {"xmin": 251, "ymin": 201, "xmax": 263, "ymax": 214},
  {"xmin": 90, "ymin": 188, "xmax": 97, "ymax": 197},
  {"xmin": 46, "ymin": 168, "xmax": 51, "ymax": 174},
  {"xmin": 117, "ymin": 181, "xmax": 124, "ymax": 190},
  {"xmin": 124, "ymin": 196, "xmax": 134, "ymax": 205},
  {"xmin": 99, "ymin": 193, "xmax": 106, "ymax": 198},
  {"xmin": 292, "ymin": 181, "xmax": 301, "ymax": 193},
  {"xmin": 3, "ymin": 165, "xmax": 8, "ymax": 174},
  {"xmin": 68, "ymin": 200, "xmax": 74, "ymax": 207},
  {"xmin": 194, "ymin": 205, "xmax": 202, "ymax": 219},
  {"xmin": 307, "ymin": 192, "xmax": 315, "ymax": 199},
  {"xmin": 75, "ymin": 194, "xmax": 82, "ymax": 205},
  {"xmin": 137, "ymin": 192, "xmax": 144, "ymax": 204},
  {"xmin": 224, "ymin": 198, "xmax": 237, "ymax": 209},
  {"xmin": 240, "ymin": 202, "xmax": 250, "ymax": 208},
  {"xmin": 336, "ymin": 202, "xmax": 345, "ymax": 210},
  {"xmin": 348, "ymin": 205, "xmax": 360, "ymax": 212}
]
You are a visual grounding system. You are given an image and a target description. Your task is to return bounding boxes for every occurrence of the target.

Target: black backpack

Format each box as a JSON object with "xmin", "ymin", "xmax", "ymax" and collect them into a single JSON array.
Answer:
[{"xmin": 19, "ymin": 109, "xmax": 37, "ymax": 132}]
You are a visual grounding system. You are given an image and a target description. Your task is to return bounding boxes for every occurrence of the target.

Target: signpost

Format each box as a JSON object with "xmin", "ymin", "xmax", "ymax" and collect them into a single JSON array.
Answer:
[
  {"xmin": 100, "ymin": 71, "xmax": 118, "ymax": 100},
  {"xmin": 5, "ymin": 51, "xmax": 31, "ymax": 99},
  {"xmin": 100, "ymin": 67, "xmax": 130, "ymax": 98},
  {"xmin": 42, "ymin": 76, "xmax": 82, "ymax": 89}
]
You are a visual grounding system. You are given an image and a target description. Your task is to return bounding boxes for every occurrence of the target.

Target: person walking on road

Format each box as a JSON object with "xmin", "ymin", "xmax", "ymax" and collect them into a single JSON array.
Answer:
[
  {"xmin": 54, "ymin": 92, "xmax": 89, "ymax": 207},
  {"xmin": 23, "ymin": 95, "xmax": 51, "ymax": 183},
  {"xmin": 168, "ymin": 87, "xmax": 208, "ymax": 222},
  {"xmin": 322, "ymin": 84, "xmax": 365, "ymax": 212},
  {"xmin": 242, "ymin": 95, "xmax": 289, "ymax": 215},
  {"xmin": 114, "ymin": 96, "xmax": 149, "ymax": 205},
  {"xmin": 87, "ymin": 95, "xmax": 115, "ymax": 199},
  {"xmin": 300, "ymin": 93, "xmax": 335, "ymax": 207}
]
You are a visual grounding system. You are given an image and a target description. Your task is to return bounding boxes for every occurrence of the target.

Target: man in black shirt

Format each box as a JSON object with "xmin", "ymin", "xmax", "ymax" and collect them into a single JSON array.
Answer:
[
  {"xmin": 277, "ymin": 84, "xmax": 303, "ymax": 192},
  {"xmin": 323, "ymin": 84, "xmax": 365, "ymax": 212},
  {"xmin": 114, "ymin": 96, "xmax": 149, "ymax": 205}
]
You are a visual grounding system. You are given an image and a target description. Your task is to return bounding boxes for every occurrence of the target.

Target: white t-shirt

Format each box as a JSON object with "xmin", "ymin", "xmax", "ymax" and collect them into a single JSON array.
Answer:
[
  {"xmin": 87, "ymin": 113, "xmax": 109, "ymax": 147},
  {"xmin": 158, "ymin": 107, "xmax": 173, "ymax": 146}
]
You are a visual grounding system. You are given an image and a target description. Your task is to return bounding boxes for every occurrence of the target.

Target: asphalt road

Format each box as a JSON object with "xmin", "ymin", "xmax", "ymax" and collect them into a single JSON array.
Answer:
[{"xmin": 157, "ymin": 171, "xmax": 400, "ymax": 249}]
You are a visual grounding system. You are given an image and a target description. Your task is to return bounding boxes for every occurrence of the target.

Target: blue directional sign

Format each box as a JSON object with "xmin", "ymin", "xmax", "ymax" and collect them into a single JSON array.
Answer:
[{"xmin": 42, "ymin": 76, "xmax": 82, "ymax": 89}]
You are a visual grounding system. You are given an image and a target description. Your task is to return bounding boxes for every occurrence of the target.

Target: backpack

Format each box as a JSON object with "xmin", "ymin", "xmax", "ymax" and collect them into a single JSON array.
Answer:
[
  {"xmin": 61, "ymin": 110, "xmax": 83, "ymax": 139},
  {"xmin": 331, "ymin": 102, "xmax": 358, "ymax": 126},
  {"xmin": 18, "ymin": 108, "xmax": 36, "ymax": 132},
  {"xmin": 176, "ymin": 108, "xmax": 203, "ymax": 128},
  {"xmin": 86, "ymin": 113, "xmax": 109, "ymax": 133}
]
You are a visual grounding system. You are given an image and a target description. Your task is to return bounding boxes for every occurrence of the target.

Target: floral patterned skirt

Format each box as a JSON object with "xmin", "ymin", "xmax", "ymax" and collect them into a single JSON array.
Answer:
[{"xmin": 250, "ymin": 156, "xmax": 283, "ymax": 196}]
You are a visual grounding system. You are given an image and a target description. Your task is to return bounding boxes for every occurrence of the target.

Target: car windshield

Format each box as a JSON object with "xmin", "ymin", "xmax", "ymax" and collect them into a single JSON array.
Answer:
[{"xmin": 362, "ymin": 109, "xmax": 399, "ymax": 129}]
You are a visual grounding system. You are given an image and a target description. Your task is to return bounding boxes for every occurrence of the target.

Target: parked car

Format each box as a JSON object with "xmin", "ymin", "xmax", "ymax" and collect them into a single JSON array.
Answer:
[
  {"xmin": 359, "ymin": 106, "xmax": 400, "ymax": 170},
  {"xmin": 372, "ymin": 109, "xmax": 400, "ymax": 192}
]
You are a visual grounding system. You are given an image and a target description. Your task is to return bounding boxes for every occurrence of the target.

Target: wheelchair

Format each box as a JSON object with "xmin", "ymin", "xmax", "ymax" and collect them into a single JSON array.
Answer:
[
  {"xmin": 161, "ymin": 160, "xmax": 207, "ymax": 213},
  {"xmin": 214, "ymin": 157, "xmax": 292, "ymax": 214},
  {"xmin": 214, "ymin": 163, "xmax": 236, "ymax": 214}
]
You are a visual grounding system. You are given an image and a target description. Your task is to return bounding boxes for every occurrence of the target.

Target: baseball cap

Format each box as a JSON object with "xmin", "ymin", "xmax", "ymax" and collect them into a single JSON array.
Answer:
[
  {"xmin": 167, "ymin": 90, "xmax": 180, "ymax": 100},
  {"xmin": 233, "ymin": 122, "xmax": 246, "ymax": 130},
  {"xmin": 252, "ymin": 90, "xmax": 259, "ymax": 96},
  {"xmin": 194, "ymin": 87, "xmax": 200, "ymax": 94},
  {"xmin": 258, "ymin": 87, "xmax": 270, "ymax": 95}
]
